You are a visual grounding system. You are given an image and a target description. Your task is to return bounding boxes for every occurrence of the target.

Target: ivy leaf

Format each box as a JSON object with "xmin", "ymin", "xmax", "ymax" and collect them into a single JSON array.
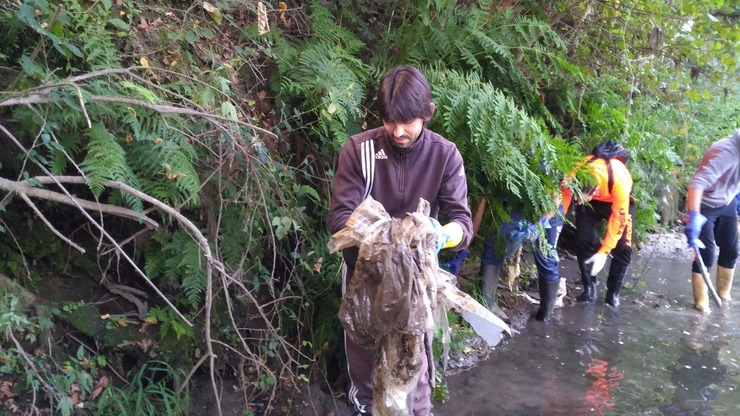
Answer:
[
  {"xmin": 20, "ymin": 55, "xmax": 45, "ymax": 78},
  {"xmin": 185, "ymin": 30, "xmax": 198, "ymax": 46},
  {"xmin": 62, "ymin": 41, "xmax": 84, "ymax": 58},
  {"xmin": 108, "ymin": 18, "xmax": 130, "ymax": 31},
  {"xmin": 16, "ymin": 4, "xmax": 39, "ymax": 28},
  {"xmin": 221, "ymin": 102, "xmax": 238, "ymax": 121}
]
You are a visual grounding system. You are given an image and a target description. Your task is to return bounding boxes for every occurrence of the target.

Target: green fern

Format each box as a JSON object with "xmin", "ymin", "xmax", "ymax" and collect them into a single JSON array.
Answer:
[
  {"xmin": 160, "ymin": 230, "xmax": 207, "ymax": 309},
  {"xmin": 427, "ymin": 68, "xmax": 582, "ymax": 222},
  {"xmin": 127, "ymin": 135, "xmax": 201, "ymax": 208},
  {"xmin": 309, "ymin": 3, "xmax": 365, "ymax": 55},
  {"xmin": 80, "ymin": 124, "xmax": 143, "ymax": 212},
  {"xmin": 270, "ymin": 2, "xmax": 369, "ymax": 146}
]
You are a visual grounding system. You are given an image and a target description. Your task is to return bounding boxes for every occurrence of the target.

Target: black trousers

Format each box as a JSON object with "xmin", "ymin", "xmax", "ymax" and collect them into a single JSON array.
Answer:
[
  {"xmin": 574, "ymin": 200, "xmax": 633, "ymax": 285},
  {"xmin": 694, "ymin": 199, "xmax": 738, "ymax": 272}
]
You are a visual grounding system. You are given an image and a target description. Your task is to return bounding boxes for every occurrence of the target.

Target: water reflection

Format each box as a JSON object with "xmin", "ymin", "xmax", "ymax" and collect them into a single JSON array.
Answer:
[
  {"xmin": 434, "ymin": 254, "xmax": 740, "ymax": 415},
  {"xmin": 660, "ymin": 313, "xmax": 731, "ymax": 415}
]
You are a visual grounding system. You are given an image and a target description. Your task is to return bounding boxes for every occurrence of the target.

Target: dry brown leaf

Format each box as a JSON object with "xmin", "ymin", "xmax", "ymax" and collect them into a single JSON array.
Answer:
[
  {"xmin": 257, "ymin": 2, "xmax": 269, "ymax": 35},
  {"xmin": 278, "ymin": 2, "xmax": 289, "ymax": 27},
  {"xmin": 7, "ymin": 400, "xmax": 21, "ymax": 414},
  {"xmin": 70, "ymin": 383, "xmax": 81, "ymax": 405},
  {"xmin": 89, "ymin": 376, "xmax": 109, "ymax": 401},
  {"xmin": 0, "ymin": 381, "xmax": 15, "ymax": 399},
  {"xmin": 136, "ymin": 17, "xmax": 149, "ymax": 30}
]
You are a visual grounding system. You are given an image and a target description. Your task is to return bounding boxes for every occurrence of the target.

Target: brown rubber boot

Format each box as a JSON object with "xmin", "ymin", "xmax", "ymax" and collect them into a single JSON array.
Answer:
[
  {"xmin": 692, "ymin": 272, "xmax": 710, "ymax": 313},
  {"xmin": 716, "ymin": 266, "xmax": 735, "ymax": 301}
]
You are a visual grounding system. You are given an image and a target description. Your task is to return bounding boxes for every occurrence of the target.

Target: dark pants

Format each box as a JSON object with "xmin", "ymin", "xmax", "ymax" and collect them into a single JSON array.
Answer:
[
  {"xmin": 341, "ymin": 263, "xmax": 432, "ymax": 416},
  {"xmin": 533, "ymin": 215, "xmax": 564, "ymax": 282},
  {"xmin": 575, "ymin": 200, "xmax": 633, "ymax": 285},
  {"xmin": 694, "ymin": 199, "xmax": 738, "ymax": 272},
  {"xmin": 481, "ymin": 210, "xmax": 564, "ymax": 282}
]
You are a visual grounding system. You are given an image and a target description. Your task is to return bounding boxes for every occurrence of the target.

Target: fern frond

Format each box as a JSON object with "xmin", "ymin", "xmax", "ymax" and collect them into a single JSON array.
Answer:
[
  {"xmin": 127, "ymin": 135, "xmax": 201, "ymax": 207},
  {"xmin": 120, "ymin": 81, "xmax": 160, "ymax": 104},
  {"xmin": 309, "ymin": 2, "xmax": 365, "ymax": 54},
  {"xmin": 427, "ymin": 68, "xmax": 579, "ymax": 219},
  {"xmin": 80, "ymin": 124, "xmax": 143, "ymax": 211},
  {"xmin": 163, "ymin": 230, "xmax": 206, "ymax": 309}
]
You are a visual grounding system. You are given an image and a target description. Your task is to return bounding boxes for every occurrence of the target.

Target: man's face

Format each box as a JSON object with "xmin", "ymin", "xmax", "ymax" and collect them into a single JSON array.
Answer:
[{"xmin": 383, "ymin": 118, "xmax": 425, "ymax": 149}]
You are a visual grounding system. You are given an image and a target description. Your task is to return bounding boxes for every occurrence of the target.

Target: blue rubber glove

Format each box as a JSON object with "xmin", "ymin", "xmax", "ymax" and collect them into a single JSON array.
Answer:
[
  {"xmin": 428, "ymin": 217, "xmax": 446, "ymax": 253},
  {"xmin": 539, "ymin": 215, "xmax": 552, "ymax": 229},
  {"xmin": 446, "ymin": 249, "xmax": 469, "ymax": 275},
  {"xmin": 684, "ymin": 210, "xmax": 707, "ymax": 248}
]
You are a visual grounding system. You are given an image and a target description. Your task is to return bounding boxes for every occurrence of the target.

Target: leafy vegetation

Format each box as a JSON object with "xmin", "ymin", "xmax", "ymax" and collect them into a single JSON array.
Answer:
[{"xmin": 0, "ymin": 0, "xmax": 737, "ymax": 414}]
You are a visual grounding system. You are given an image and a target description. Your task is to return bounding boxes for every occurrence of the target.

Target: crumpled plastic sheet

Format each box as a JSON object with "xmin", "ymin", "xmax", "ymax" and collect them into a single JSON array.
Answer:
[
  {"xmin": 329, "ymin": 197, "xmax": 511, "ymax": 416},
  {"xmin": 504, "ymin": 220, "xmax": 538, "ymax": 259}
]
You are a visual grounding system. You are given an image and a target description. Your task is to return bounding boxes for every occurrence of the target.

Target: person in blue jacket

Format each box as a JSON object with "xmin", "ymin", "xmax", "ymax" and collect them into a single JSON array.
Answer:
[{"xmin": 446, "ymin": 200, "xmax": 565, "ymax": 322}]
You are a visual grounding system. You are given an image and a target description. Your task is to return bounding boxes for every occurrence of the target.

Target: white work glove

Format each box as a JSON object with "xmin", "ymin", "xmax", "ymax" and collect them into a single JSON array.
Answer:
[{"xmin": 584, "ymin": 252, "xmax": 607, "ymax": 276}]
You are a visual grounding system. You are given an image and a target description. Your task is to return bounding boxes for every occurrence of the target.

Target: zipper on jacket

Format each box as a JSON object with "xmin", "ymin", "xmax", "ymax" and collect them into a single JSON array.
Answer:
[{"xmin": 398, "ymin": 150, "xmax": 406, "ymax": 195}]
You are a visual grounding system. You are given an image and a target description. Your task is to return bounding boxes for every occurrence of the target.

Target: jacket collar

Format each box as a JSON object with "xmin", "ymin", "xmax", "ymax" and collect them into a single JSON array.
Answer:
[{"xmin": 382, "ymin": 128, "xmax": 426, "ymax": 157}]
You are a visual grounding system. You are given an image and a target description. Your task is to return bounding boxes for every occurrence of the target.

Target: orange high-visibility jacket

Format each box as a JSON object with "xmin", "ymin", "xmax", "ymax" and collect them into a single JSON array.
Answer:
[{"xmin": 561, "ymin": 156, "xmax": 633, "ymax": 254}]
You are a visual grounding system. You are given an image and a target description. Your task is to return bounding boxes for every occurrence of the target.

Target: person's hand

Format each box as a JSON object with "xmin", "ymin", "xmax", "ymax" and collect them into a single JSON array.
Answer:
[
  {"xmin": 446, "ymin": 249, "xmax": 469, "ymax": 275},
  {"xmin": 429, "ymin": 218, "xmax": 463, "ymax": 253},
  {"xmin": 429, "ymin": 217, "xmax": 447, "ymax": 253},
  {"xmin": 428, "ymin": 217, "xmax": 446, "ymax": 252},
  {"xmin": 684, "ymin": 210, "xmax": 707, "ymax": 248},
  {"xmin": 584, "ymin": 252, "xmax": 607, "ymax": 276},
  {"xmin": 539, "ymin": 215, "xmax": 552, "ymax": 229}
]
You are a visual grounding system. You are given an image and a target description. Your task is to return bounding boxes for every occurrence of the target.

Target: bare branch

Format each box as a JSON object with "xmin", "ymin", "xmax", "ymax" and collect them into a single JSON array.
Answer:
[
  {"xmin": 0, "ymin": 176, "xmax": 159, "ymax": 229},
  {"xmin": 17, "ymin": 192, "xmax": 86, "ymax": 253},
  {"xmin": 6, "ymin": 328, "xmax": 61, "ymax": 402}
]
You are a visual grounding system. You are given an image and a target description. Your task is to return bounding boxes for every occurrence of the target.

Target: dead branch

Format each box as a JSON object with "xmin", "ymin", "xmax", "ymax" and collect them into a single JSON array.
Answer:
[
  {"xmin": 6, "ymin": 328, "xmax": 61, "ymax": 402},
  {"xmin": 102, "ymin": 280, "xmax": 149, "ymax": 320},
  {"xmin": 0, "ymin": 176, "xmax": 159, "ymax": 229}
]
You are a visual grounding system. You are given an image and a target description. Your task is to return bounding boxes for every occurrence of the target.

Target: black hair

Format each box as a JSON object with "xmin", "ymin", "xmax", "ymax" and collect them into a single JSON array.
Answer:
[{"xmin": 377, "ymin": 65, "xmax": 434, "ymax": 122}]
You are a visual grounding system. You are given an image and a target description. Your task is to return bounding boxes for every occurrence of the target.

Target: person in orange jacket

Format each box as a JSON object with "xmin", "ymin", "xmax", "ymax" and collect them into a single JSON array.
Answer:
[{"xmin": 561, "ymin": 141, "xmax": 633, "ymax": 307}]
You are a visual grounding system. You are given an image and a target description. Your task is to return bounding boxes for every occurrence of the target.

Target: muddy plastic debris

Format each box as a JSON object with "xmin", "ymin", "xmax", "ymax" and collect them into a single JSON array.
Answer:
[{"xmin": 329, "ymin": 197, "xmax": 511, "ymax": 416}]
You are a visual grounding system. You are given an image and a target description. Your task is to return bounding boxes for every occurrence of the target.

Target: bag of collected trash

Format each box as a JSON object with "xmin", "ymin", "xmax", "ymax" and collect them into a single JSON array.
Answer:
[
  {"xmin": 329, "ymin": 197, "xmax": 437, "ymax": 349},
  {"xmin": 329, "ymin": 196, "xmax": 511, "ymax": 416}
]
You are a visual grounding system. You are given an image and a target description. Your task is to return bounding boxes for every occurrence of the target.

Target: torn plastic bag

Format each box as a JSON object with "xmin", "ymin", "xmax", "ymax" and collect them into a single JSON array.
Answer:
[
  {"xmin": 329, "ymin": 197, "xmax": 508, "ymax": 348},
  {"xmin": 372, "ymin": 332, "xmax": 424, "ymax": 416},
  {"xmin": 503, "ymin": 220, "xmax": 538, "ymax": 258},
  {"xmin": 328, "ymin": 197, "xmax": 511, "ymax": 416},
  {"xmin": 437, "ymin": 269, "xmax": 511, "ymax": 347},
  {"xmin": 329, "ymin": 196, "xmax": 437, "ymax": 349}
]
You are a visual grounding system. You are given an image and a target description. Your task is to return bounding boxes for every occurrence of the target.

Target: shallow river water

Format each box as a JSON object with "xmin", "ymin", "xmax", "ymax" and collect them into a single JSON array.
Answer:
[{"xmin": 433, "ymin": 249, "xmax": 740, "ymax": 415}]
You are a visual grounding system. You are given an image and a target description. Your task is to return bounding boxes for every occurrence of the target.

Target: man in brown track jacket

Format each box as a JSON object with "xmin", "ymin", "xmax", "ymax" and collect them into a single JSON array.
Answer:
[{"xmin": 327, "ymin": 65, "xmax": 473, "ymax": 416}]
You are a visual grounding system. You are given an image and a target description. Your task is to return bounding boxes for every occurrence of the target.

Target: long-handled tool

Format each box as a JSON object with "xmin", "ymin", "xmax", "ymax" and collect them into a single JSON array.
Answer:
[{"xmin": 693, "ymin": 246, "xmax": 722, "ymax": 307}]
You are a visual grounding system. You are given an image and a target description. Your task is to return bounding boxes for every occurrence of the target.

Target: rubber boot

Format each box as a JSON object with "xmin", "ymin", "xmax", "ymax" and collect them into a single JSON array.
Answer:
[
  {"xmin": 692, "ymin": 272, "xmax": 710, "ymax": 313},
  {"xmin": 605, "ymin": 274, "xmax": 625, "ymax": 308},
  {"xmin": 535, "ymin": 279, "xmax": 560, "ymax": 322},
  {"xmin": 576, "ymin": 274, "xmax": 595, "ymax": 302},
  {"xmin": 481, "ymin": 264, "xmax": 502, "ymax": 309},
  {"xmin": 716, "ymin": 266, "xmax": 735, "ymax": 301}
]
